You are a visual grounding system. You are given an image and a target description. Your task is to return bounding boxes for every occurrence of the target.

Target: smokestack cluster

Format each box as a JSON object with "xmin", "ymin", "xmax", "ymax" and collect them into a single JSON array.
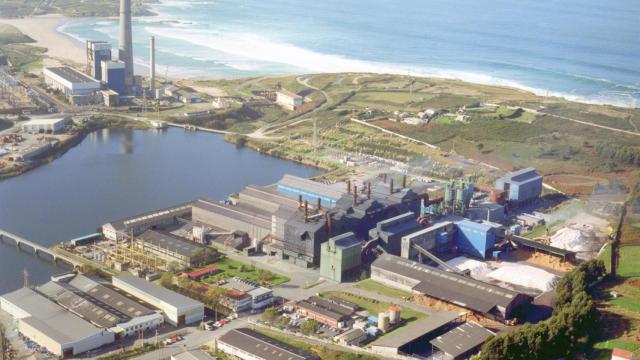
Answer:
[{"xmin": 119, "ymin": 0, "xmax": 134, "ymax": 92}]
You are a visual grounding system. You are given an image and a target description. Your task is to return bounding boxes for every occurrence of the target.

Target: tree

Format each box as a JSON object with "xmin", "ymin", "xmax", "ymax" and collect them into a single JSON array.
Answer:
[
  {"xmin": 159, "ymin": 272, "xmax": 173, "ymax": 287},
  {"xmin": 206, "ymin": 287, "xmax": 226, "ymax": 321},
  {"xmin": 300, "ymin": 319, "xmax": 319, "ymax": 335},
  {"xmin": 261, "ymin": 307, "xmax": 278, "ymax": 323},
  {"xmin": 278, "ymin": 316, "xmax": 290, "ymax": 329}
]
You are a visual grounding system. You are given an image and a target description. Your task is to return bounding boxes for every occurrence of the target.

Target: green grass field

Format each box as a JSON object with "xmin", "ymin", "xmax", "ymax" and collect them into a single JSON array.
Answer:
[
  {"xmin": 354, "ymin": 279, "xmax": 413, "ymax": 299},
  {"xmin": 201, "ymin": 257, "xmax": 289, "ymax": 287}
]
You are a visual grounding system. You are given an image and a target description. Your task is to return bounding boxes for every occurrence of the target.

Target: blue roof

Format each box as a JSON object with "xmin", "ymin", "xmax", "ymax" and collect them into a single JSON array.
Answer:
[
  {"xmin": 455, "ymin": 219, "xmax": 493, "ymax": 232},
  {"xmin": 500, "ymin": 168, "xmax": 542, "ymax": 185}
]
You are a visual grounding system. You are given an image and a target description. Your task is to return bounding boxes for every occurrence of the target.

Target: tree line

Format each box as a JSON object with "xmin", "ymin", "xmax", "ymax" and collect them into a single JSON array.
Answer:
[
  {"xmin": 476, "ymin": 259, "xmax": 606, "ymax": 360},
  {"xmin": 596, "ymin": 142, "xmax": 640, "ymax": 167}
]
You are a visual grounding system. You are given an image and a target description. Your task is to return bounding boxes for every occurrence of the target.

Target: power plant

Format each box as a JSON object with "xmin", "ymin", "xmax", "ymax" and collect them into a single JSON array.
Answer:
[
  {"xmin": 149, "ymin": 36, "xmax": 156, "ymax": 95},
  {"xmin": 119, "ymin": 0, "xmax": 134, "ymax": 93}
]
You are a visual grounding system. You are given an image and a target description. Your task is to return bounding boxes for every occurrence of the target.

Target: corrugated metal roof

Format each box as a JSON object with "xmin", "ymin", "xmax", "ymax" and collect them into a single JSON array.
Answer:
[
  {"xmin": 429, "ymin": 322, "xmax": 494, "ymax": 357},
  {"xmin": 219, "ymin": 328, "xmax": 319, "ymax": 360},
  {"xmin": 113, "ymin": 273, "xmax": 203, "ymax": 309}
]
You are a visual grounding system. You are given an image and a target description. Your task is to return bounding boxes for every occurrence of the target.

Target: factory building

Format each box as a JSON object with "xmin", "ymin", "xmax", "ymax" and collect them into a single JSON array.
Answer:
[
  {"xmin": 429, "ymin": 322, "xmax": 494, "ymax": 360},
  {"xmin": 220, "ymin": 277, "xmax": 274, "ymax": 311},
  {"xmin": 0, "ymin": 288, "xmax": 115, "ymax": 358},
  {"xmin": 218, "ymin": 328, "xmax": 320, "ymax": 360},
  {"xmin": 294, "ymin": 296, "xmax": 354, "ymax": 329},
  {"xmin": 495, "ymin": 168, "xmax": 543, "ymax": 204},
  {"xmin": 320, "ymin": 232, "xmax": 362, "ymax": 282},
  {"xmin": 400, "ymin": 221, "xmax": 457, "ymax": 260},
  {"xmin": 20, "ymin": 117, "xmax": 69, "ymax": 134},
  {"xmin": 86, "ymin": 40, "xmax": 112, "ymax": 81},
  {"xmin": 371, "ymin": 254, "xmax": 532, "ymax": 320},
  {"xmin": 277, "ymin": 175, "xmax": 345, "ymax": 207},
  {"xmin": 282, "ymin": 214, "xmax": 330, "ymax": 267},
  {"xmin": 276, "ymin": 89, "xmax": 304, "ymax": 111},
  {"xmin": 465, "ymin": 203, "xmax": 505, "ymax": 223},
  {"xmin": 112, "ymin": 273, "xmax": 204, "ymax": 326},
  {"xmin": 43, "ymin": 66, "xmax": 101, "ymax": 105},
  {"xmin": 101, "ymin": 60, "xmax": 126, "ymax": 95},
  {"xmin": 192, "ymin": 198, "xmax": 272, "ymax": 242},
  {"xmin": 369, "ymin": 212, "xmax": 422, "ymax": 255},
  {"xmin": 136, "ymin": 230, "xmax": 207, "ymax": 268},
  {"xmin": 102, "ymin": 202, "xmax": 193, "ymax": 241},
  {"xmin": 37, "ymin": 274, "xmax": 164, "ymax": 337},
  {"xmin": 455, "ymin": 220, "xmax": 497, "ymax": 259}
]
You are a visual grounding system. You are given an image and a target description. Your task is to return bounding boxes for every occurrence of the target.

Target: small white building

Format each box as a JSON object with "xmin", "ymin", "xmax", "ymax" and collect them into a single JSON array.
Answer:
[
  {"xmin": 276, "ymin": 89, "xmax": 303, "ymax": 111},
  {"xmin": 112, "ymin": 273, "xmax": 204, "ymax": 326},
  {"xmin": 21, "ymin": 117, "xmax": 69, "ymax": 134},
  {"xmin": 43, "ymin": 66, "xmax": 101, "ymax": 97}
]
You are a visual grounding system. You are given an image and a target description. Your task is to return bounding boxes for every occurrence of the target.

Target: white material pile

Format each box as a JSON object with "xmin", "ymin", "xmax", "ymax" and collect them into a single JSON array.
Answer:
[
  {"xmin": 487, "ymin": 263, "xmax": 559, "ymax": 292},
  {"xmin": 550, "ymin": 227, "xmax": 591, "ymax": 252},
  {"xmin": 444, "ymin": 256, "xmax": 493, "ymax": 278}
]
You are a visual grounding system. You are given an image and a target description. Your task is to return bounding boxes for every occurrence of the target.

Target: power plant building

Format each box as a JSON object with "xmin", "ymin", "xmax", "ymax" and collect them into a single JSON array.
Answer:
[
  {"xmin": 118, "ymin": 0, "xmax": 134, "ymax": 92},
  {"xmin": 0, "ymin": 288, "xmax": 115, "ymax": 358},
  {"xmin": 277, "ymin": 175, "xmax": 345, "ymax": 207},
  {"xmin": 112, "ymin": 273, "xmax": 204, "ymax": 326},
  {"xmin": 320, "ymin": 232, "xmax": 362, "ymax": 282},
  {"xmin": 43, "ymin": 66, "xmax": 101, "ymax": 104},
  {"xmin": 495, "ymin": 168, "xmax": 543, "ymax": 204},
  {"xmin": 101, "ymin": 60, "xmax": 126, "ymax": 95},
  {"xmin": 86, "ymin": 40, "xmax": 112, "ymax": 80}
]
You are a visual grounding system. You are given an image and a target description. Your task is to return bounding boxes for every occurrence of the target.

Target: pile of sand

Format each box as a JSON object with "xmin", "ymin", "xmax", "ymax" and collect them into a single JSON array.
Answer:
[
  {"xmin": 550, "ymin": 227, "xmax": 591, "ymax": 252},
  {"xmin": 487, "ymin": 263, "xmax": 559, "ymax": 292},
  {"xmin": 444, "ymin": 256, "xmax": 493, "ymax": 278}
]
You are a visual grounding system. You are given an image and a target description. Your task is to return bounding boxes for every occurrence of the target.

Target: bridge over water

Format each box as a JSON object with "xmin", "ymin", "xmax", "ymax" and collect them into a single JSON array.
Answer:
[{"xmin": 0, "ymin": 228, "xmax": 83, "ymax": 268}]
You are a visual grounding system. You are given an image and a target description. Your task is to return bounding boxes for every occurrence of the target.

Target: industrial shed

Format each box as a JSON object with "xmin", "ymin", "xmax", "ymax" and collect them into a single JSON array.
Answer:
[
  {"xmin": 430, "ymin": 322, "xmax": 494, "ymax": 360},
  {"xmin": 277, "ymin": 174, "xmax": 345, "ymax": 207},
  {"xmin": 112, "ymin": 273, "xmax": 203, "ymax": 326},
  {"xmin": 0, "ymin": 288, "xmax": 114, "ymax": 358},
  {"xmin": 495, "ymin": 168, "xmax": 543, "ymax": 204},
  {"xmin": 218, "ymin": 328, "xmax": 319, "ymax": 360},
  {"xmin": 192, "ymin": 198, "xmax": 272, "ymax": 241},
  {"xmin": 510, "ymin": 235, "xmax": 576, "ymax": 263},
  {"xmin": 371, "ymin": 254, "xmax": 532, "ymax": 320},
  {"xmin": 102, "ymin": 202, "xmax": 193, "ymax": 241},
  {"xmin": 370, "ymin": 212, "xmax": 422, "ymax": 255}
]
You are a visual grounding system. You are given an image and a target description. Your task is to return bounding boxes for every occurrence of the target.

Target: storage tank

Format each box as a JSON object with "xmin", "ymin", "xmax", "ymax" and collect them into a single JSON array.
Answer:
[
  {"xmin": 378, "ymin": 312, "xmax": 389, "ymax": 331},
  {"xmin": 389, "ymin": 306, "xmax": 401, "ymax": 324}
]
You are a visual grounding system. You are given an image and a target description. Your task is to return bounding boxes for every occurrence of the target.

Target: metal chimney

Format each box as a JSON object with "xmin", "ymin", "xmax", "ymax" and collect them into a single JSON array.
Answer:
[
  {"xmin": 304, "ymin": 201, "xmax": 309, "ymax": 222},
  {"xmin": 367, "ymin": 182, "xmax": 371, "ymax": 199},
  {"xmin": 402, "ymin": 175, "xmax": 407, "ymax": 188},
  {"xmin": 390, "ymin": 179, "xmax": 394, "ymax": 194},
  {"xmin": 119, "ymin": 0, "xmax": 134, "ymax": 92},
  {"xmin": 149, "ymin": 36, "xmax": 155, "ymax": 94},
  {"xmin": 347, "ymin": 180, "xmax": 351, "ymax": 194},
  {"xmin": 317, "ymin": 197, "xmax": 322, "ymax": 211},
  {"xmin": 353, "ymin": 185, "xmax": 358, "ymax": 204}
]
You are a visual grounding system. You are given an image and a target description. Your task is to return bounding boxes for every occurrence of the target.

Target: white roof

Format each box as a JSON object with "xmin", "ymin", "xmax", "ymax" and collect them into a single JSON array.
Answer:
[{"xmin": 21, "ymin": 118, "xmax": 67, "ymax": 126}]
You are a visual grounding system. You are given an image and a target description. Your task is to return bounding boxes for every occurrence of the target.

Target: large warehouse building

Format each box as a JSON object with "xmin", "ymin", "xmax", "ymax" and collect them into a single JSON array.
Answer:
[
  {"xmin": 43, "ymin": 66, "xmax": 101, "ymax": 105},
  {"xmin": 0, "ymin": 287, "xmax": 114, "ymax": 358},
  {"xmin": 20, "ymin": 117, "xmax": 69, "ymax": 134},
  {"xmin": 102, "ymin": 202, "xmax": 193, "ymax": 241},
  {"xmin": 112, "ymin": 273, "xmax": 204, "ymax": 326},
  {"xmin": 371, "ymin": 254, "xmax": 532, "ymax": 320},
  {"xmin": 495, "ymin": 167, "xmax": 543, "ymax": 204},
  {"xmin": 218, "ymin": 328, "xmax": 319, "ymax": 360}
]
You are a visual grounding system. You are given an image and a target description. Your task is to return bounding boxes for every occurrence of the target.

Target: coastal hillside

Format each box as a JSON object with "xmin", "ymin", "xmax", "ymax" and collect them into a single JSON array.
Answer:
[{"xmin": 0, "ymin": 0, "xmax": 153, "ymax": 18}]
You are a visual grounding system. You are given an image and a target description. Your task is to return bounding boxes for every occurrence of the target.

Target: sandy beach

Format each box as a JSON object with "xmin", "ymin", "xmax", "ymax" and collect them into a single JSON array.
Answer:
[{"xmin": 0, "ymin": 14, "xmax": 85, "ymax": 66}]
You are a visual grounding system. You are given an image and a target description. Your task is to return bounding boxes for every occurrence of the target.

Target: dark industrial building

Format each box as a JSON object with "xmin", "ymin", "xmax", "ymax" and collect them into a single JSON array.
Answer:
[
  {"xmin": 369, "ymin": 212, "xmax": 423, "ymax": 255},
  {"xmin": 218, "ymin": 328, "xmax": 320, "ymax": 360},
  {"xmin": 371, "ymin": 254, "xmax": 532, "ymax": 321},
  {"xmin": 495, "ymin": 167, "xmax": 543, "ymax": 204},
  {"xmin": 430, "ymin": 322, "xmax": 494, "ymax": 360}
]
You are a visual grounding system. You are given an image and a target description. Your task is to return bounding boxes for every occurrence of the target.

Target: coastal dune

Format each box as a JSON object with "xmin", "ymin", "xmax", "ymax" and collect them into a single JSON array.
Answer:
[{"xmin": 0, "ymin": 14, "xmax": 84, "ymax": 65}]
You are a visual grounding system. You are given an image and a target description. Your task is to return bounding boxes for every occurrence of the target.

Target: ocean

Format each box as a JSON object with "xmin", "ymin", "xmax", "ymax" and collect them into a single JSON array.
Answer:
[{"xmin": 59, "ymin": 0, "xmax": 640, "ymax": 107}]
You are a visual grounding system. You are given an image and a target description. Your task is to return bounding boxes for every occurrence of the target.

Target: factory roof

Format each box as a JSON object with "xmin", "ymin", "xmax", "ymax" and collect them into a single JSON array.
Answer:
[
  {"xmin": 296, "ymin": 300, "xmax": 350, "ymax": 321},
  {"xmin": 277, "ymin": 89, "xmax": 303, "ymax": 100},
  {"xmin": 371, "ymin": 311, "xmax": 459, "ymax": 349},
  {"xmin": 278, "ymin": 175, "xmax": 345, "ymax": 200},
  {"xmin": 138, "ymin": 230, "xmax": 205, "ymax": 257},
  {"xmin": 377, "ymin": 212, "xmax": 422, "ymax": 235},
  {"xmin": 68, "ymin": 275, "xmax": 154, "ymax": 317},
  {"xmin": 402, "ymin": 221, "xmax": 453, "ymax": 240},
  {"xmin": 455, "ymin": 219, "xmax": 495, "ymax": 233},
  {"xmin": 172, "ymin": 349, "xmax": 216, "ymax": 360},
  {"xmin": 240, "ymin": 185, "xmax": 300, "ymax": 209},
  {"xmin": 498, "ymin": 167, "xmax": 542, "ymax": 185},
  {"xmin": 1, "ymin": 288, "xmax": 104, "ymax": 344},
  {"xmin": 511, "ymin": 235, "xmax": 576, "ymax": 257},
  {"xmin": 372, "ymin": 254, "xmax": 528, "ymax": 314},
  {"xmin": 220, "ymin": 277, "xmax": 258, "ymax": 293},
  {"xmin": 327, "ymin": 232, "xmax": 361, "ymax": 249},
  {"xmin": 219, "ymin": 328, "xmax": 319, "ymax": 360},
  {"xmin": 193, "ymin": 198, "xmax": 272, "ymax": 230},
  {"xmin": 429, "ymin": 322, "xmax": 494, "ymax": 358},
  {"xmin": 113, "ymin": 273, "xmax": 203, "ymax": 310},
  {"xmin": 172, "ymin": 350, "xmax": 215, "ymax": 360},
  {"xmin": 335, "ymin": 328, "xmax": 366, "ymax": 342},
  {"xmin": 21, "ymin": 117, "xmax": 68, "ymax": 126},
  {"xmin": 306, "ymin": 296, "xmax": 354, "ymax": 316},
  {"xmin": 44, "ymin": 66, "xmax": 99, "ymax": 84},
  {"xmin": 106, "ymin": 202, "xmax": 193, "ymax": 232}
]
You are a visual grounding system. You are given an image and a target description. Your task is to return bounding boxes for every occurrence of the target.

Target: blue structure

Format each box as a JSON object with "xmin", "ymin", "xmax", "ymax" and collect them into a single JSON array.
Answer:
[
  {"xmin": 101, "ymin": 60, "xmax": 126, "ymax": 95},
  {"xmin": 276, "ymin": 175, "xmax": 345, "ymax": 207},
  {"xmin": 495, "ymin": 168, "xmax": 543, "ymax": 203},
  {"xmin": 86, "ymin": 40, "xmax": 112, "ymax": 81},
  {"xmin": 454, "ymin": 220, "xmax": 496, "ymax": 259}
]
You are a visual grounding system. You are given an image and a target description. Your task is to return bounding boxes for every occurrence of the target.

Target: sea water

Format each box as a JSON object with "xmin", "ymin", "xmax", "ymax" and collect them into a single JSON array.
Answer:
[{"xmin": 60, "ymin": 0, "xmax": 640, "ymax": 107}]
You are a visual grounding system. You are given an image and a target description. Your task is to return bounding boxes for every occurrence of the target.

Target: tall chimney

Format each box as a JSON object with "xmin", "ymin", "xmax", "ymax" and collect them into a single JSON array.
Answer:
[
  {"xmin": 298, "ymin": 195, "xmax": 303, "ymax": 208},
  {"xmin": 119, "ymin": 0, "xmax": 134, "ymax": 92},
  {"xmin": 390, "ymin": 178, "xmax": 394, "ymax": 194},
  {"xmin": 347, "ymin": 180, "xmax": 351, "ymax": 194},
  {"xmin": 402, "ymin": 175, "xmax": 407, "ymax": 188},
  {"xmin": 304, "ymin": 201, "xmax": 309, "ymax": 222},
  {"xmin": 317, "ymin": 197, "xmax": 322, "ymax": 211},
  {"xmin": 149, "ymin": 36, "xmax": 155, "ymax": 94},
  {"xmin": 367, "ymin": 182, "xmax": 371, "ymax": 199},
  {"xmin": 353, "ymin": 185, "xmax": 358, "ymax": 204}
]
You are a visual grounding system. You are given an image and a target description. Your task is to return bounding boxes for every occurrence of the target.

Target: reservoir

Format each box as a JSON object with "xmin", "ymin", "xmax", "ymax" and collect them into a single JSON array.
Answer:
[{"xmin": 0, "ymin": 128, "xmax": 320, "ymax": 294}]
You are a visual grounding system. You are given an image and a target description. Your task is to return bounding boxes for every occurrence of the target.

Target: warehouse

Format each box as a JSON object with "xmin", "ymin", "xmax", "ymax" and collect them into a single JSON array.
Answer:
[
  {"xmin": 136, "ymin": 229, "xmax": 206, "ymax": 268},
  {"xmin": 218, "ymin": 328, "xmax": 319, "ymax": 360},
  {"xmin": 295, "ymin": 296, "xmax": 353, "ymax": 329},
  {"xmin": 320, "ymin": 232, "xmax": 362, "ymax": 282},
  {"xmin": 237, "ymin": 185, "xmax": 300, "ymax": 213},
  {"xmin": 192, "ymin": 198, "xmax": 272, "ymax": 242},
  {"xmin": 20, "ymin": 117, "xmax": 69, "ymax": 134},
  {"xmin": 0, "ymin": 288, "xmax": 114, "ymax": 358},
  {"xmin": 277, "ymin": 174, "xmax": 345, "ymax": 207},
  {"xmin": 371, "ymin": 254, "xmax": 532, "ymax": 320},
  {"xmin": 37, "ymin": 274, "xmax": 164, "ymax": 337},
  {"xmin": 495, "ymin": 168, "xmax": 543, "ymax": 204},
  {"xmin": 400, "ymin": 221, "xmax": 456, "ymax": 260},
  {"xmin": 429, "ymin": 322, "xmax": 494, "ymax": 360},
  {"xmin": 43, "ymin": 66, "xmax": 101, "ymax": 104},
  {"xmin": 102, "ymin": 202, "xmax": 193, "ymax": 241},
  {"xmin": 370, "ymin": 212, "xmax": 423, "ymax": 255},
  {"xmin": 112, "ymin": 273, "xmax": 204, "ymax": 326}
]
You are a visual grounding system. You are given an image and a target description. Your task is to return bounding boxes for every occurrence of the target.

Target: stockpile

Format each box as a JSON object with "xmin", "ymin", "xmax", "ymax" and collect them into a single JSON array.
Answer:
[
  {"xmin": 445, "ymin": 256, "xmax": 493, "ymax": 278},
  {"xmin": 550, "ymin": 227, "xmax": 591, "ymax": 252},
  {"xmin": 487, "ymin": 263, "xmax": 559, "ymax": 292}
]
